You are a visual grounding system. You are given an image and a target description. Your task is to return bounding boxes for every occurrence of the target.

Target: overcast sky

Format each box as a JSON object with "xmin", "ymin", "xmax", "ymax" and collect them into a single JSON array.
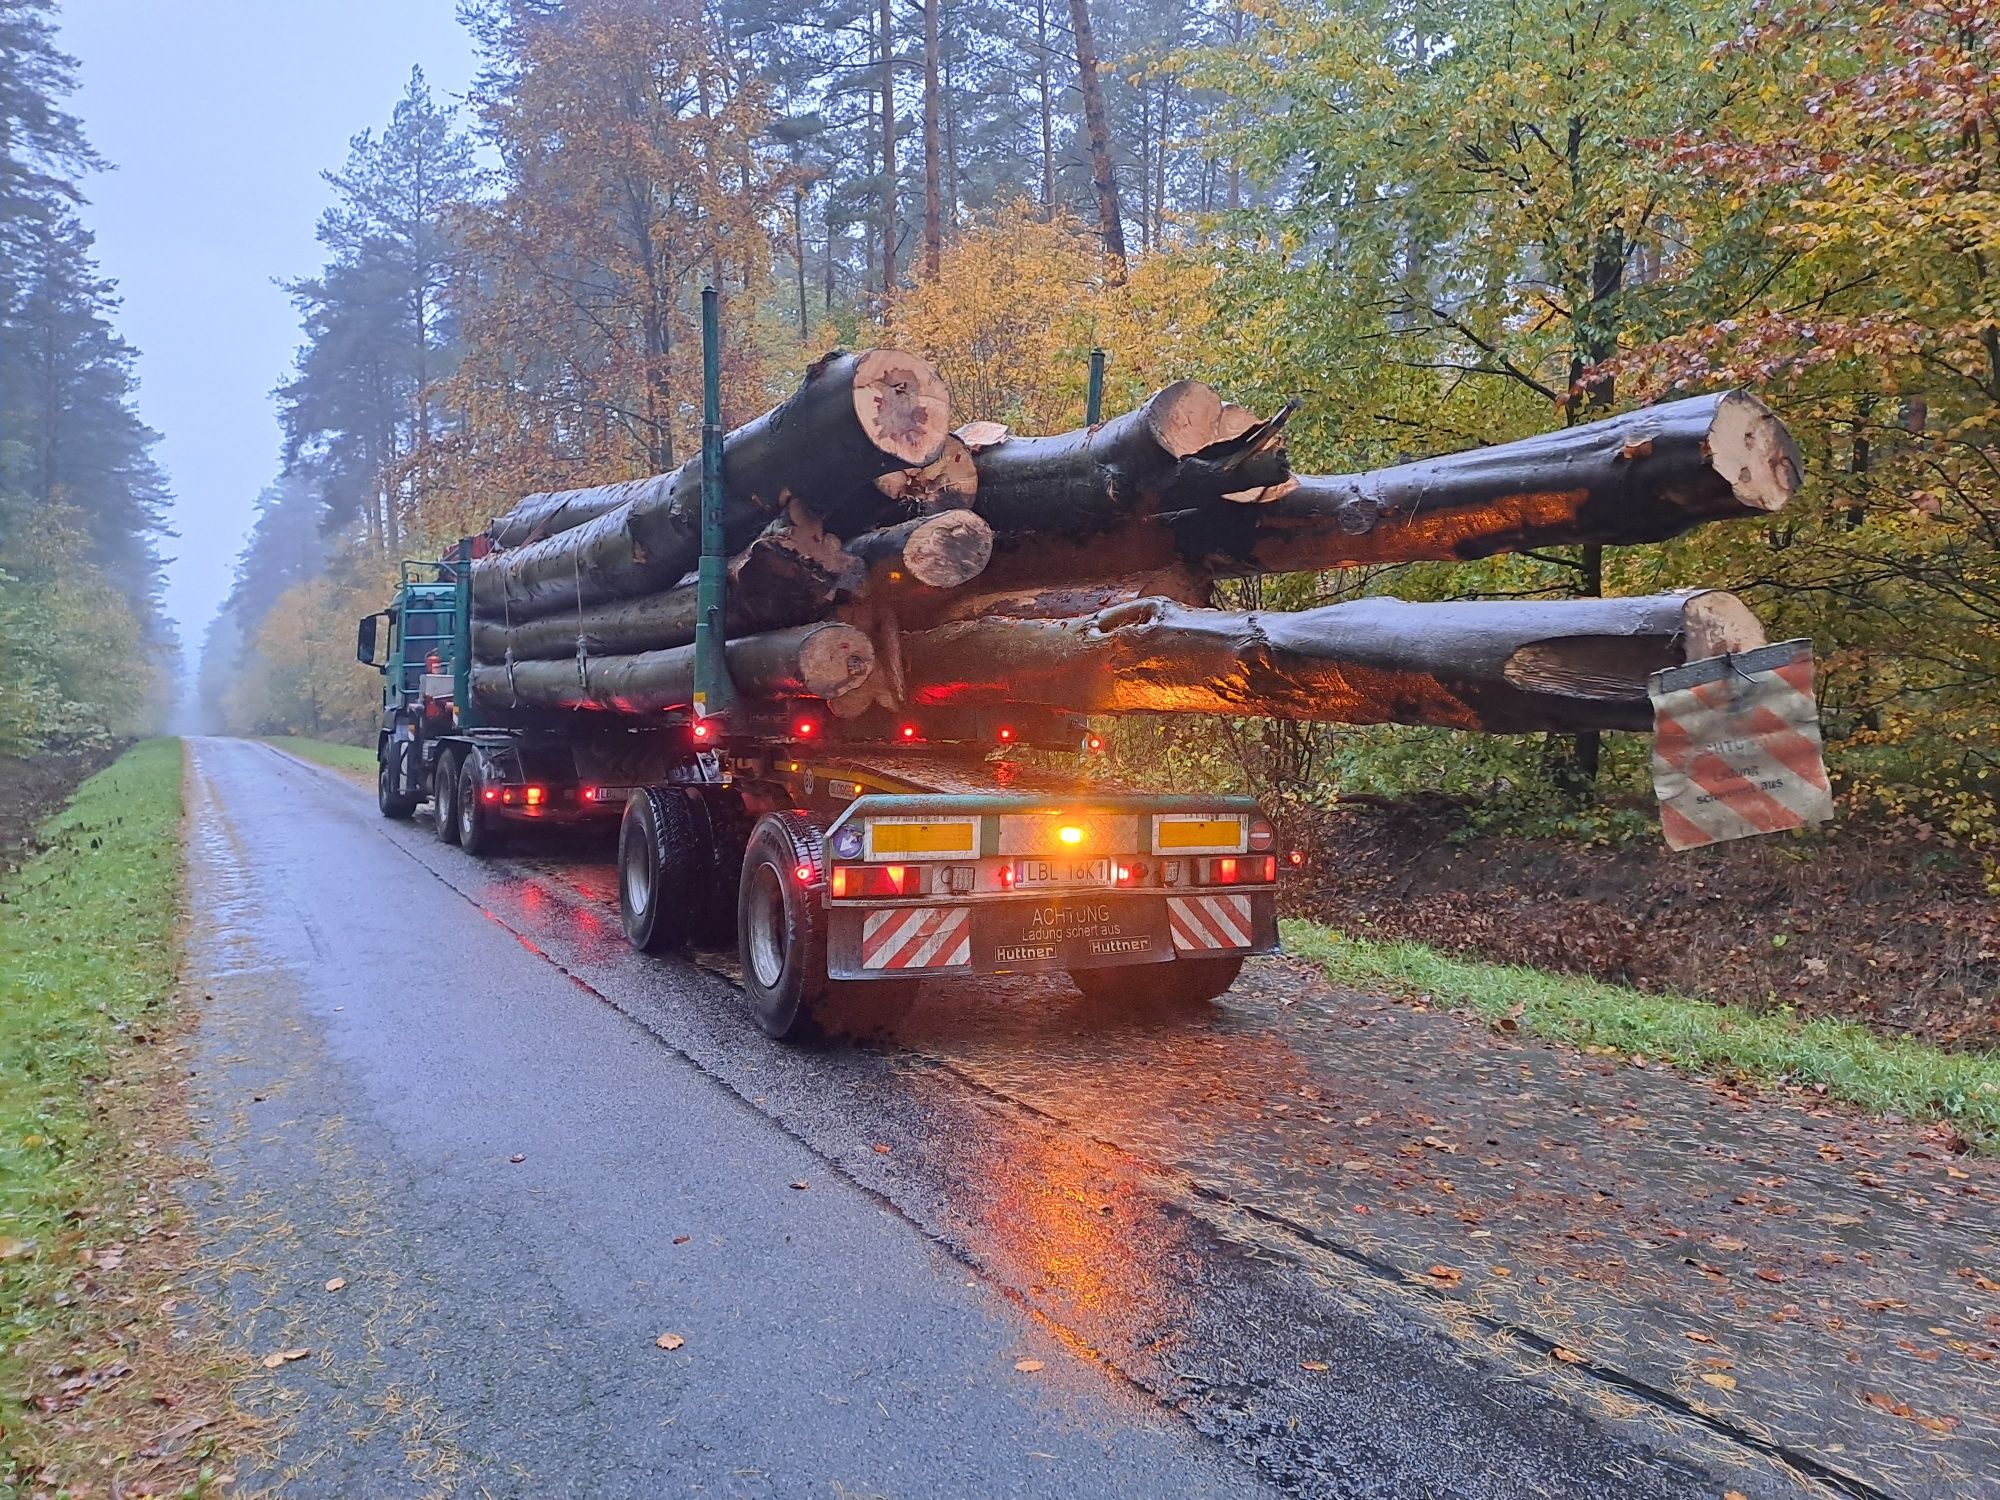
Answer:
[{"xmin": 59, "ymin": 0, "xmax": 480, "ymax": 662}]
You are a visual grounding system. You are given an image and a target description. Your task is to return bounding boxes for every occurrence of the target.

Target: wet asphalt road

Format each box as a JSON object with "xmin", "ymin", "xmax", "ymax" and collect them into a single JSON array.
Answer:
[{"xmin": 181, "ymin": 737, "xmax": 1922, "ymax": 1498}]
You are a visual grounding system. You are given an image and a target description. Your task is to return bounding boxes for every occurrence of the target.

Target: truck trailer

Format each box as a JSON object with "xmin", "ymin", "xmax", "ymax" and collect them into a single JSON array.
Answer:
[{"xmin": 358, "ymin": 558, "xmax": 1280, "ymax": 1040}]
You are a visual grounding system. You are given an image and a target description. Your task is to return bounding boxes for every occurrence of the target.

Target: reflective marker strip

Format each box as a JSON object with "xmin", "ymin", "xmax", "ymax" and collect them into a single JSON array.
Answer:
[
  {"xmin": 860, "ymin": 907, "xmax": 972, "ymax": 970},
  {"xmin": 1167, "ymin": 894, "xmax": 1253, "ymax": 951}
]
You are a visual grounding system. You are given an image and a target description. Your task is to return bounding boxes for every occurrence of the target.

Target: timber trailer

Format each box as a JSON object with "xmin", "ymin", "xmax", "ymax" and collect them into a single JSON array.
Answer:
[{"xmin": 358, "ymin": 297, "xmax": 1281, "ymax": 1040}]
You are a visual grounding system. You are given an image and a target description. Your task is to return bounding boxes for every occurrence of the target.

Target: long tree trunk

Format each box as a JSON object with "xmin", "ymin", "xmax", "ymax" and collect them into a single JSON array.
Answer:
[
  {"xmin": 922, "ymin": 0, "xmax": 943, "ymax": 278},
  {"xmin": 474, "ymin": 349, "xmax": 949, "ymax": 621},
  {"xmin": 473, "ymin": 510, "xmax": 991, "ymax": 661},
  {"xmin": 879, "ymin": 0, "xmax": 897, "ymax": 298},
  {"xmin": 1035, "ymin": 0, "xmax": 1055, "ymax": 216},
  {"xmin": 967, "ymin": 389, "xmax": 1799, "ymax": 593},
  {"xmin": 470, "ymin": 622, "xmax": 876, "ymax": 715},
  {"xmin": 899, "ymin": 590, "xmax": 1766, "ymax": 734},
  {"xmin": 1068, "ymin": 0, "xmax": 1126, "ymax": 278}
]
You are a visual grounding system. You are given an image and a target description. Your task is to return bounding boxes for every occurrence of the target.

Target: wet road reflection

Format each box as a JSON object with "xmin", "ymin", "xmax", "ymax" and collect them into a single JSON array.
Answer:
[{"xmin": 403, "ymin": 792, "xmax": 1997, "ymax": 1498}]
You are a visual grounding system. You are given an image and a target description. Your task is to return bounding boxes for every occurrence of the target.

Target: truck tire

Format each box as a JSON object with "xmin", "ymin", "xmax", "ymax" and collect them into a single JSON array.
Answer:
[
  {"xmin": 433, "ymin": 749, "xmax": 462, "ymax": 845},
  {"xmin": 1069, "ymin": 953, "xmax": 1244, "ymax": 1012},
  {"xmin": 619, "ymin": 788, "xmax": 708, "ymax": 953},
  {"xmin": 684, "ymin": 786, "xmax": 751, "ymax": 948},
  {"xmin": 456, "ymin": 756, "xmax": 504, "ymax": 857},
  {"xmin": 737, "ymin": 811, "xmax": 831, "ymax": 1041},
  {"xmin": 378, "ymin": 745, "xmax": 419, "ymax": 820}
]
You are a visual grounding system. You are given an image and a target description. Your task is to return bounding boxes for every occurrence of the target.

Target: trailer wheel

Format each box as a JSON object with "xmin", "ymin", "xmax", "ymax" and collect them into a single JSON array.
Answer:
[
  {"xmin": 433, "ymin": 749, "xmax": 462, "ymax": 845},
  {"xmin": 1069, "ymin": 954, "xmax": 1244, "ymax": 1012},
  {"xmin": 737, "ymin": 811, "xmax": 830, "ymax": 1041},
  {"xmin": 456, "ymin": 756, "xmax": 503, "ymax": 857},
  {"xmin": 377, "ymin": 744, "xmax": 418, "ymax": 820},
  {"xmin": 619, "ymin": 788, "xmax": 707, "ymax": 953},
  {"xmin": 685, "ymin": 787, "xmax": 751, "ymax": 948}
]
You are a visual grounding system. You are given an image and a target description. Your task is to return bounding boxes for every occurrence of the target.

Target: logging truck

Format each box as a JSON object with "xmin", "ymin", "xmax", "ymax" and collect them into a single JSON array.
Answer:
[
  {"xmin": 359, "ymin": 291, "xmax": 1821, "ymax": 1038},
  {"xmin": 359, "ymin": 551, "xmax": 1280, "ymax": 1040}
]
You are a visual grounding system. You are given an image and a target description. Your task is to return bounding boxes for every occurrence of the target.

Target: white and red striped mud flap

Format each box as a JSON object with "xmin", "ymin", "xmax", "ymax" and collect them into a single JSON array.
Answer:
[
  {"xmin": 860, "ymin": 907, "xmax": 972, "ymax": 971},
  {"xmin": 1649, "ymin": 639, "xmax": 1834, "ymax": 851},
  {"xmin": 1167, "ymin": 893, "xmax": 1255, "ymax": 951}
]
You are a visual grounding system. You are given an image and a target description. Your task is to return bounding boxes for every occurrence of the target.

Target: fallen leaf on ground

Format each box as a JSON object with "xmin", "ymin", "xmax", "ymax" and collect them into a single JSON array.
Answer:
[
  {"xmin": 1299, "ymin": 1361, "xmax": 1329, "ymax": 1372},
  {"xmin": 1683, "ymin": 1331, "xmax": 1715, "ymax": 1344},
  {"xmin": 1426, "ymin": 1265, "xmax": 1462, "ymax": 1287},
  {"xmin": 1754, "ymin": 1268, "xmax": 1785, "ymax": 1284},
  {"xmin": 1701, "ymin": 1373, "xmax": 1738, "ymax": 1391},
  {"xmin": 872, "ymin": 1143, "xmax": 892, "ymax": 1154},
  {"xmin": 509, "ymin": 1154, "xmax": 526, "ymax": 1164},
  {"xmin": 1551, "ymin": 1347, "xmax": 1584, "ymax": 1364},
  {"xmin": 0, "ymin": 1238, "xmax": 36, "ymax": 1261},
  {"xmin": 672, "ymin": 1235, "xmax": 690, "ymax": 1245},
  {"xmin": 655, "ymin": 1333, "xmax": 685, "ymax": 1350},
  {"xmin": 789, "ymin": 1180, "xmax": 809, "ymax": 1191},
  {"xmin": 323, "ymin": 1277, "xmax": 346, "ymax": 1293},
  {"xmin": 1861, "ymin": 1391, "xmax": 1958, "ymax": 1432},
  {"xmin": 259, "ymin": 1348, "xmax": 311, "ymax": 1369},
  {"xmin": 1710, "ymin": 1237, "xmax": 1746, "ymax": 1252},
  {"xmin": 1014, "ymin": 1359, "xmax": 1044, "ymax": 1373}
]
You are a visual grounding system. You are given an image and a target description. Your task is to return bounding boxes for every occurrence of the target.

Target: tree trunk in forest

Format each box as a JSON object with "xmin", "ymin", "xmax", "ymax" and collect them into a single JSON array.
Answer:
[
  {"xmin": 470, "ymin": 622, "xmax": 876, "ymax": 715},
  {"xmin": 922, "ymin": 0, "xmax": 942, "ymax": 278},
  {"xmin": 964, "ymin": 389, "xmax": 1799, "ymax": 593},
  {"xmin": 879, "ymin": 0, "xmax": 897, "ymax": 298},
  {"xmin": 1036, "ymin": 0, "xmax": 1055, "ymax": 216},
  {"xmin": 473, "ymin": 349, "xmax": 950, "ymax": 620},
  {"xmin": 898, "ymin": 590, "xmax": 1766, "ymax": 734},
  {"xmin": 1067, "ymin": 0, "xmax": 1126, "ymax": 278}
]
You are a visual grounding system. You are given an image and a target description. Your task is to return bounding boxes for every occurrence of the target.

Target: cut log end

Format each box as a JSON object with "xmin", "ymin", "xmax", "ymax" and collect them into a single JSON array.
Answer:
[
  {"xmin": 875, "ymin": 433, "xmax": 978, "ymax": 510},
  {"xmin": 955, "ymin": 420, "xmax": 1010, "ymax": 452},
  {"xmin": 1680, "ymin": 588, "xmax": 1769, "ymax": 658},
  {"xmin": 897, "ymin": 510, "xmax": 994, "ymax": 589},
  {"xmin": 794, "ymin": 622, "xmax": 880, "ymax": 699},
  {"xmin": 851, "ymin": 349, "xmax": 952, "ymax": 466},
  {"xmin": 1144, "ymin": 380, "xmax": 1233, "ymax": 458},
  {"xmin": 1706, "ymin": 391, "xmax": 1804, "ymax": 512}
]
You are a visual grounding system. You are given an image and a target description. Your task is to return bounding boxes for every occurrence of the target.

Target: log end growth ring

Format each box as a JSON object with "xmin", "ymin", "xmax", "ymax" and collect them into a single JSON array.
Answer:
[
  {"xmin": 899, "ymin": 510, "xmax": 994, "ymax": 589},
  {"xmin": 1707, "ymin": 391, "xmax": 1804, "ymax": 513},
  {"xmin": 852, "ymin": 349, "xmax": 952, "ymax": 466},
  {"xmin": 794, "ymin": 622, "xmax": 880, "ymax": 699}
]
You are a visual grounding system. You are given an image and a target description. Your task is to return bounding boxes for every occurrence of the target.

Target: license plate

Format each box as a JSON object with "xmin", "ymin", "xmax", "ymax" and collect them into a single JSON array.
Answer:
[{"xmin": 1013, "ymin": 857, "xmax": 1112, "ymax": 888}]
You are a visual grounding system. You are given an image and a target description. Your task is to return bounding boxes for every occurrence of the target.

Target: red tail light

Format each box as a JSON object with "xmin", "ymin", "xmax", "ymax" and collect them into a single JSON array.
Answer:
[
  {"xmin": 1084, "ymin": 733, "xmax": 1105, "ymax": 753},
  {"xmin": 794, "ymin": 863, "xmax": 814, "ymax": 884},
  {"xmin": 482, "ymin": 788, "xmax": 499, "ymax": 804},
  {"xmin": 794, "ymin": 718, "xmax": 818, "ymax": 738},
  {"xmin": 1113, "ymin": 860, "xmax": 1151, "ymax": 888},
  {"xmin": 1201, "ymin": 855, "xmax": 1276, "ymax": 886},
  {"xmin": 524, "ymin": 785, "xmax": 545, "ymax": 807},
  {"xmin": 830, "ymin": 864, "xmax": 922, "ymax": 898},
  {"xmin": 997, "ymin": 725, "xmax": 1015, "ymax": 743},
  {"xmin": 899, "ymin": 723, "xmax": 920, "ymax": 741},
  {"xmin": 691, "ymin": 719, "xmax": 713, "ymax": 742}
]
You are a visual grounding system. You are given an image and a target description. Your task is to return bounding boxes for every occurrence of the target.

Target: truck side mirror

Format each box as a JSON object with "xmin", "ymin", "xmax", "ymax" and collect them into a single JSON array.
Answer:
[{"xmin": 356, "ymin": 614, "xmax": 380, "ymax": 668}]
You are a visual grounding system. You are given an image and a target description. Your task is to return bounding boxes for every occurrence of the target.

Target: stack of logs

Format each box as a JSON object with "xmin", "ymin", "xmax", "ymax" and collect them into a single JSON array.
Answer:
[{"xmin": 468, "ymin": 347, "xmax": 1802, "ymax": 736}]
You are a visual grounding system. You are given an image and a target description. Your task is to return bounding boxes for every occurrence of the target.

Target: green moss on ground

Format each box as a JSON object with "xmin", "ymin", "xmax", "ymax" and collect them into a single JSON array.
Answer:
[
  {"xmin": 0, "ymin": 738, "xmax": 185, "ymax": 1387},
  {"xmin": 1283, "ymin": 918, "xmax": 2000, "ymax": 1151}
]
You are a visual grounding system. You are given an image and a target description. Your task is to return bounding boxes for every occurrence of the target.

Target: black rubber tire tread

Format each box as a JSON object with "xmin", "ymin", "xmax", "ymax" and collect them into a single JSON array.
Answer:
[
  {"xmin": 433, "ymin": 748, "xmax": 462, "ymax": 844},
  {"xmin": 1069, "ymin": 953, "xmax": 1245, "ymax": 1009},
  {"xmin": 620, "ymin": 787, "xmax": 711, "ymax": 953},
  {"xmin": 378, "ymin": 745, "xmax": 419, "ymax": 820},
  {"xmin": 736, "ymin": 811, "xmax": 831, "ymax": 1042},
  {"xmin": 457, "ymin": 756, "xmax": 503, "ymax": 857},
  {"xmin": 683, "ymin": 786, "xmax": 752, "ymax": 949}
]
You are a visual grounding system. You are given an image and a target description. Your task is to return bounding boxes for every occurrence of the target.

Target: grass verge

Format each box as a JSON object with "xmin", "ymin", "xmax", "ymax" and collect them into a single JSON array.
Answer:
[
  {"xmin": 1281, "ymin": 917, "xmax": 2000, "ymax": 1152},
  {"xmin": 260, "ymin": 734, "xmax": 373, "ymax": 779},
  {"xmin": 0, "ymin": 738, "xmax": 235, "ymax": 1493}
]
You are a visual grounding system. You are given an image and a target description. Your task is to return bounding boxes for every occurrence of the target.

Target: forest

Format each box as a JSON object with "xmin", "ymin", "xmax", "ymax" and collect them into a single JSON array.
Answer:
[
  {"xmin": 0, "ymin": 2, "xmax": 171, "ymax": 759},
  {"xmin": 9, "ymin": 0, "xmax": 1991, "ymax": 860}
]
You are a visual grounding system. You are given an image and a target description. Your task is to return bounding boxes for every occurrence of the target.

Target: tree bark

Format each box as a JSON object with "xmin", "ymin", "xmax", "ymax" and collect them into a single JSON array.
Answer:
[
  {"xmin": 899, "ymin": 590, "xmax": 1766, "ymax": 734},
  {"xmin": 967, "ymin": 381, "xmax": 1293, "ymax": 561},
  {"xmin": 1067, "ymin": 0, "xmax": 1126, "ymax": 278},
  {"xmin": 879, "ymin": 0, "xmax": 897, "ymax": 297},
  {"xmin": 967, "ymin": 389, "xmax": 1798, "ymax": 591},
  {"xmin": 922, "ymin": 0, "xmax": 943, "ymax": 278},
  {"xmin": 473, "ymin": 349, "xmax": 949, "ymax": 621},
  {"xmin": 470, "ymin": 622, "xmax": 877, "ymax": 715},
  {"xmin": 472, "ymin": 509, "xmax": 992, "ymax": 662}
]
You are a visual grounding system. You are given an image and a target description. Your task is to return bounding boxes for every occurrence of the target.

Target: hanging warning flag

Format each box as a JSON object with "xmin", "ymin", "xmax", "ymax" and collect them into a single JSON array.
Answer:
[{"xmin": 1648, "ymin": 639, "xmax": 1833, "ymax": 851}]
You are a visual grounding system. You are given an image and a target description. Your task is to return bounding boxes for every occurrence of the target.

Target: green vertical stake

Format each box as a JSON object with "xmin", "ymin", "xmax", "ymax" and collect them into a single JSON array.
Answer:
[
  {"xmin": 694, "ymin": 285, "xmax": 735, "ymax": 721},
  {"xmin": 1086, "ymin": 347, "xmax": 1106, "ymax": 425}
]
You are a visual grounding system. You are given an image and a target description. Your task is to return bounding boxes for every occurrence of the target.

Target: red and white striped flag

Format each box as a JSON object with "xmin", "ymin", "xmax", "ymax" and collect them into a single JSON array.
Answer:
[{"xmin": 1649, "ymin": 639, "xmax": 1833, "ymax": 851}]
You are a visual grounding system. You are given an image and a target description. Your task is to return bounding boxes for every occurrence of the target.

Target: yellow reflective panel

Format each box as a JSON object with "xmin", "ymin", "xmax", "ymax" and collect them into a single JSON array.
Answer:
[
  {"xmin": 1155, "ymin": 818, "xmax": 1244, "ymax": 851},
  {"xmin": 869, "ymin": 819, "xmax": 978, "ymax": 855}
]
